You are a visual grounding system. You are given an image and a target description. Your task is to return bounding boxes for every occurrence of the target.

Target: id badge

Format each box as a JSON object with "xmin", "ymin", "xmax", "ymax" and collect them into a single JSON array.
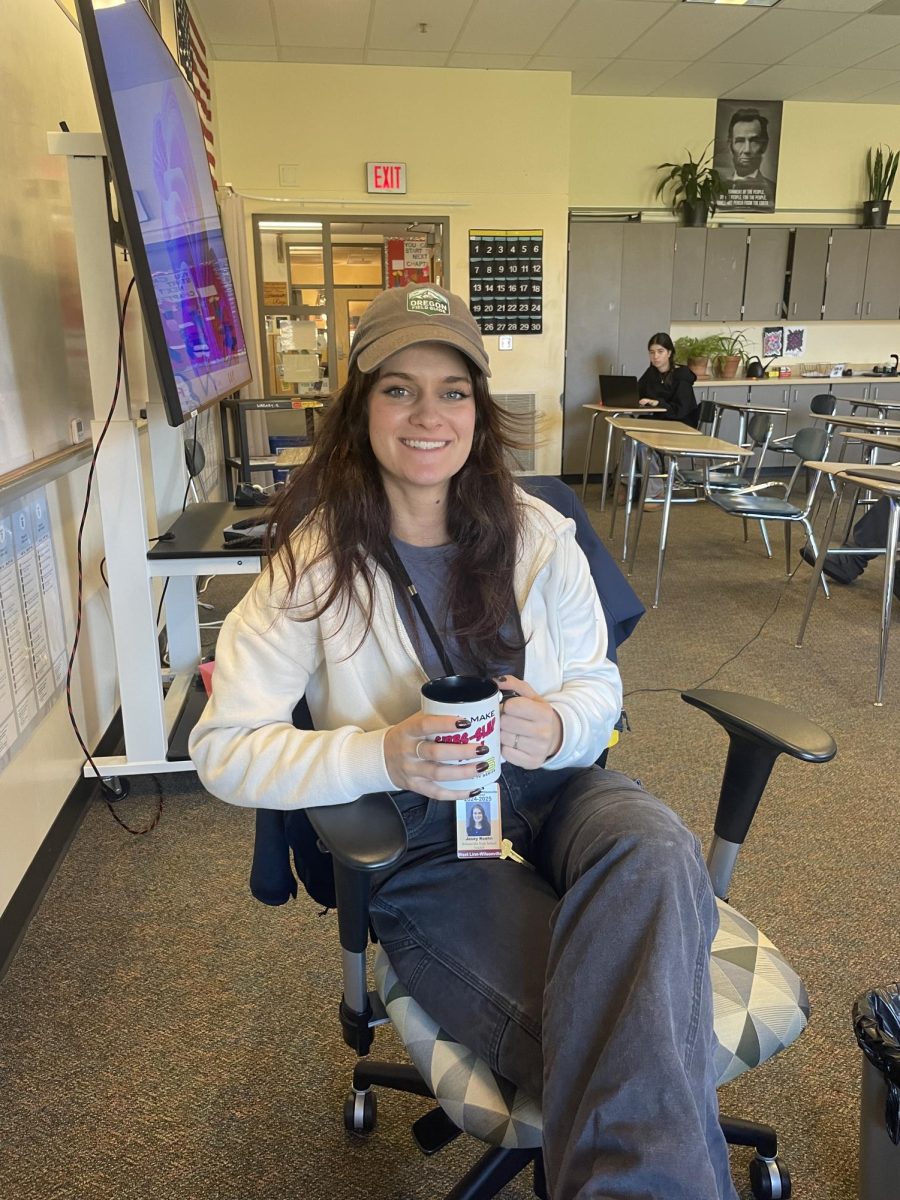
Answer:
[{"xmin": 455, "ymin": 784, "xmax": 502, "ymax": 859}]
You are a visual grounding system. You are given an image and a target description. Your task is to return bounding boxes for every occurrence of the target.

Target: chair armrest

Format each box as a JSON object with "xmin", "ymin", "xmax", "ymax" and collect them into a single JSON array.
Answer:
[
  {"xmin": 306, "ymin": 790, "xmax": 407, "ymax": 873},
  {"xmin": 729, "ymin": 480, "xmax": 788, "ymax": 498},
  {"xmin": 682, "ymin": 689, "xmax": 836, "ymax": 898}
]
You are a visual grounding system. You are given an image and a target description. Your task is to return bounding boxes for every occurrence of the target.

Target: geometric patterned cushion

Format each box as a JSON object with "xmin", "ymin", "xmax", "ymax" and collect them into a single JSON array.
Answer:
[{"xmin": 373, "ymin": 897, "xmax": 809, "ymax": 1149}]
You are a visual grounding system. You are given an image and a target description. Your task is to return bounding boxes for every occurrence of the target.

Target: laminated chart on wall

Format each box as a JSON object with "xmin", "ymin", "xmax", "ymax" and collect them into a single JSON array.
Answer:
[
  {"xmin": 468, "ymin": 231, "xmax": 543, "ymax": 335},
  {"xmin": 0, "ymin": 489, "xmax": 68, "ymax": 771}
]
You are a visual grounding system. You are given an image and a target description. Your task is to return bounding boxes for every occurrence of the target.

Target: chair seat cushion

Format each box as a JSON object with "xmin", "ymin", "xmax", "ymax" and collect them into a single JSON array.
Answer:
[
  {"xmin": 711, "ymin": 493, "xmax": 801, "ymax": 518},
  {"xmin": 373, "ymin": 899, "xmax": 809, "ymax": 1147}
]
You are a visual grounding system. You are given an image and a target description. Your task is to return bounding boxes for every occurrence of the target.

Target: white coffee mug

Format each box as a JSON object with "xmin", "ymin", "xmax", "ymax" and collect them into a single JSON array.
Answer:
[{"xmin": 420, "ymin": 675, "xmax": 502, "ymax": 790}]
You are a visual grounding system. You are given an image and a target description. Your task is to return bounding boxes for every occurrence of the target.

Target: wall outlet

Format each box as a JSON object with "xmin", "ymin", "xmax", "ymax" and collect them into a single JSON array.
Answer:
[
  {"xmin": 498, "ymin": 335, "xmax": 513, "ymax": 351},
  {"xmin": 69, "ymin": 416, "xmax": 86, "ymax": 444}
]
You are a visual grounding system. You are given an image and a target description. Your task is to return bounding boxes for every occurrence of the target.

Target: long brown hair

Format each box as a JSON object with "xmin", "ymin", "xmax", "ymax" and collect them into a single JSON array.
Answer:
[{"xmin": 266, "ymin": 356, "xmax": 531, "ymax": 667}]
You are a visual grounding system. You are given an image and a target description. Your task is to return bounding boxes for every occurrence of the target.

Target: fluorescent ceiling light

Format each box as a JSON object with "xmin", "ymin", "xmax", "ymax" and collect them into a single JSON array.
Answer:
[
  {"xmin": 684, "ymin": 0, "xmax": 781, "ymax": 6},
  {"xmin": 258, "ymin": 221, "xmax": 323, "ymax": 230}
]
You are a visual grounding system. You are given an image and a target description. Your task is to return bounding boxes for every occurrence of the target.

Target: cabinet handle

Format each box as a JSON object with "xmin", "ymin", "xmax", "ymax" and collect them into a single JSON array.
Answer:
[
  {"xmin": 791, "ymin": 301, "xmax": 797, "ymax": 316},
  {"xmin": 855, "ymin": 301, "xmax": 861, "ymax": 316},
  {"xmin": 775, "ymin": 302, "xmax": 780, "ymax": 317},
  {"xmin": 865, "ymin": 301, "xmax": 871, "ymax": 316},
  {"xmin": 704, "ymin": 302, "xmax": 710, "ymax": 317},
  {"xmin": 694, "ymin": 301, "xmax": 699, "ymax": 316},
  {"xmin": 873, "ymin": 386, "xmax": 879, "ymax": 400}
]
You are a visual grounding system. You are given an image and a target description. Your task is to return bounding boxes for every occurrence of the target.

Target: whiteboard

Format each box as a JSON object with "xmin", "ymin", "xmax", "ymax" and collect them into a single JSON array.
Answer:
[{"xmin": 0, "ymin": 0, "xmax": 100, "ymax": 482}]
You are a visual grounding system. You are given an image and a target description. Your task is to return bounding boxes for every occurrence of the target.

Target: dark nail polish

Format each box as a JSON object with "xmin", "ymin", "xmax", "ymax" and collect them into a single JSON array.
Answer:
[
  {"xmin": 496, "ymin": 675, "xmax": 507, "ymax": 681},
  {"xmin": 475, "ymin": 745, "xmax": 489, "ymax": 756},
  {"xmin": 469, "ymin": 789, "xmax": 482, "ymax": 797},
  {"xmin": 476, "ymin": 762, "xmax": 490, "ymax": 773},
  {"xmin": 455, "ymin": 718, "xmax": 471, "ymax": 729}
]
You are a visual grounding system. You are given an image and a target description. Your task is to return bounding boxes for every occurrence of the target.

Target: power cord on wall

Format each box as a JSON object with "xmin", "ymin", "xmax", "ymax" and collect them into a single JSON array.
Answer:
[
  {"xmin": 65, "ymin": 276, "xmax": 162, "ymax": 836},
  {"xmin": 623, "ymin": 574, "xmax": 793, "ymax": 702}
]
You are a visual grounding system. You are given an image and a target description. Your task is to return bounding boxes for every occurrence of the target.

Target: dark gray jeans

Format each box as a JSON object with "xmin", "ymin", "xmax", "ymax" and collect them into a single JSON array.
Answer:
[{"xmin": 370, "ymin": 765, "xmax": 738, "ymax": 1200}]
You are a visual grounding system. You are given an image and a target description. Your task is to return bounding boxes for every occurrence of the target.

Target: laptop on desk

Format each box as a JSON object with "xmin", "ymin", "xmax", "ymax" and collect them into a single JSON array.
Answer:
[{"xmin": 597, "ymin": 374, "xmax": 645, "ymax": 409}]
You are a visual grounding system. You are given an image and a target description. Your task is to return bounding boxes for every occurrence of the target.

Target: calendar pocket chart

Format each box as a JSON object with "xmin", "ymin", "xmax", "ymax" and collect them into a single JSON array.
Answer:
[{"xmin": 468, "ymin": 230, "xmax": 543, "ymax": 336}]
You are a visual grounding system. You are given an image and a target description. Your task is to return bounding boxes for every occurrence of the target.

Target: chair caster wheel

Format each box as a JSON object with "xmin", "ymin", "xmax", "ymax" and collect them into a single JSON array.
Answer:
[
  {"xmin": 343, "ymin": 1087, "xmax": 377, "ymax": 1134},
  {"xmin": 749, "ymin": 1154, "xmax": 791, "ymax": 1199}
]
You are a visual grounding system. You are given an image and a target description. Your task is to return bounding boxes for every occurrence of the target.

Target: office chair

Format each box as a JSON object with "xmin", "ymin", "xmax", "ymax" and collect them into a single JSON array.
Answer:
[
  {"xmin": 706, "ymin": 427, "xmax": 830, "ymax": 582},
  {"xmin": 304, "ymin": 688, "xmax": 835, "ymax": 1200}
]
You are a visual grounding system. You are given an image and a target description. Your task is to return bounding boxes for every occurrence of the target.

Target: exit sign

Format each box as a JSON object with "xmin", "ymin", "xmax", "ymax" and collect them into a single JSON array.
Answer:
[{"xmin": 366, "ymin": 162, "xmax": 407, "ymax": 194}]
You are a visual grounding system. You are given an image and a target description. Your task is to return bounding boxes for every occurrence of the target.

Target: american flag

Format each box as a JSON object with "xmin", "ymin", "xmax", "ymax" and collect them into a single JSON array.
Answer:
[{"xmin": 174, "ymin": 0, "xmax": 216, "ymax": 187}]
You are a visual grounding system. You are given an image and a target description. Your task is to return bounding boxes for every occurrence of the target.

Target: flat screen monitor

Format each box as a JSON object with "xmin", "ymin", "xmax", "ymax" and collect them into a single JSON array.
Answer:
[{"xmin": 75, "ymin": 0, "xmax": 251, "ymax": 427}]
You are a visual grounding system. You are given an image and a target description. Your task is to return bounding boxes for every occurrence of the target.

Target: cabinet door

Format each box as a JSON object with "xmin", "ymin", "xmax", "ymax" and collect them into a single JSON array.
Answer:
[
  {"xmin": 701, "ymin": 227, "xmax": 747, "ymax": 322},
  {"xmin": 786, "ymin": 385, "xmax": 828, "ymax": 440},
  {"xmin": 786, "ymin": 228, "xmax": 829, "ymax": 321},
  {"xmin": 670, "ymin": 228, "xmax": 706, "ymax": 320},
  {"xmin": 824, "ymin": 383, "xmax": 868, "ymax": 462},
  {"xmin": 862, "ymin": 229, "xmax": 900, "ymax": 319},
  {"xmin": 562, "ymin": 221, "xmax": 623, "ymax": 475},
  {"xmin": 618, "ymin": 224, "xmax": 676, "ymax": 377},
  {"xmin": 822, "ymin": 229, "xmax": 869, "ymax": 321},
  {"xmin": 867, "ymin": 380, "xmax": 900, "ymax": 407},
  {"xmin": 743, "ymin": 228, "xmax": 790, "ymax": 321}
]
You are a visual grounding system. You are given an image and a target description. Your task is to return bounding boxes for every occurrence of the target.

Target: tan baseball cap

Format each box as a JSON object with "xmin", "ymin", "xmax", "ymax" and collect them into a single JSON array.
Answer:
[{"xmin": 348, "ymin": 283, "xmax": 491, "ymax": 378}]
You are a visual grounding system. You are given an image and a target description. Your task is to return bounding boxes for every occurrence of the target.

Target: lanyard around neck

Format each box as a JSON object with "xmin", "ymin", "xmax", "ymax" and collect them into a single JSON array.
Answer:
[{"xmin": 385, "ymin": 540, "xmax": 457, "ymax": 678}]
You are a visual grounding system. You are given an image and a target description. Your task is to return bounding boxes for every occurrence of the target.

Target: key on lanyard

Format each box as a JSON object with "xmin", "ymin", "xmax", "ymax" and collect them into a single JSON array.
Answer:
[{"xmin": 500, "ymin": 838, "xmax": 531, "ymax": 867}]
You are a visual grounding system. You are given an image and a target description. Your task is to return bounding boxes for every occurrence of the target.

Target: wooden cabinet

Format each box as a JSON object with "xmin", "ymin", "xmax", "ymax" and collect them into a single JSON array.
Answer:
[
  {"xmin": 700, "ymin": 228, "xmax": 747, "ymax": 322},
  {"xmin": 743, "ymin": 228, "xmax": 789, "ymax": 321},
  {"xmin": 671, "ymin": 228, "xmax": 706, "ymax": 321},
  {"xmin": 785, "ymin": 228, "xmax": 829, "ymax": 321},
  {"xmin": 822, "ymin": 229, "xmax": 900, "ymax": 320},
  {"xmin": 861, "ymin": 230, "xmax": 900, "ymax": 319}
]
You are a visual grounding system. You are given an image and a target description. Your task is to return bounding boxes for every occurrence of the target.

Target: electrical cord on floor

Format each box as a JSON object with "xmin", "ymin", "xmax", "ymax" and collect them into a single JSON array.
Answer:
[
  {"xmin": 623, "ymin": 574, "xmax": 794, "ymax": 701},
  {"xmin": 65, "ymin": 276, "xmax": 162, "ymax": 836}
]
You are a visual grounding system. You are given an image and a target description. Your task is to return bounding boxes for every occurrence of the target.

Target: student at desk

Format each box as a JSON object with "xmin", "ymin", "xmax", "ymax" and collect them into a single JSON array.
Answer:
[{"xmin": 637, "ymin": 333, "xmax": 699, "ymax": 428}]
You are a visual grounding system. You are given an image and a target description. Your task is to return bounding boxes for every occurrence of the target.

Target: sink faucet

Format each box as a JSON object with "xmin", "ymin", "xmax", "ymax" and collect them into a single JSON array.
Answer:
[{"xmin": 892, "ymin": 354, "xmax": 899, "ymax": 373}]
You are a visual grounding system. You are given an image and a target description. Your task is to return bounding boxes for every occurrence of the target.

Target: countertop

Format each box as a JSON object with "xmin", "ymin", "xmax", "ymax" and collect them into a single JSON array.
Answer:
[{"xmin": 693, "ymin": 375, "xmax": 900, "ymax": 388}]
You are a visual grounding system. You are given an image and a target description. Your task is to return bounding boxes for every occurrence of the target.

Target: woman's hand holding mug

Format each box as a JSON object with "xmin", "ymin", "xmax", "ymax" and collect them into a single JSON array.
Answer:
[
  {"xmin": 384, "ymin": 712, "xmax": 491, "ymax": 801},
  {"xmin": 495, "ymin": 675, "xmax": 563, "ymax": 768}
]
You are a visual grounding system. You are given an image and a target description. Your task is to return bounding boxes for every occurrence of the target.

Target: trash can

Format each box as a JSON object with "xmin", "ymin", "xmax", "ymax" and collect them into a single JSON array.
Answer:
[{"xmin": 853, "ymin": 982, "xmax": 900, "ymax": 1200}]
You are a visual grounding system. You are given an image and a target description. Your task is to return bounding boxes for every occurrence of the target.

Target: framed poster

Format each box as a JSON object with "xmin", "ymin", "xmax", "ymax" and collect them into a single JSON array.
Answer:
[
  {"xmin": 468, "ymin": 230, "xmax": 543, "ymax": 335},
  {"xmin": 713, "ymin": 100, "xmax": 782, "ymax": 214}
]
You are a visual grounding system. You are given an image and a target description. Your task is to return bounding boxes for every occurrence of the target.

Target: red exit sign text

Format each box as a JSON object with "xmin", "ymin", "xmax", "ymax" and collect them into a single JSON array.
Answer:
[{"xmin": 366, "ymin": 162, "xmax": 407, "ymax": 194}]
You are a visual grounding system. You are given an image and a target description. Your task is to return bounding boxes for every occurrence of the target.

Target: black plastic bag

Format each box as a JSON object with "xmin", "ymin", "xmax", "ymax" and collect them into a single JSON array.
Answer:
[{"xmin": 853, "ymin": 982, "xmax": 900, "ymax": 1145}]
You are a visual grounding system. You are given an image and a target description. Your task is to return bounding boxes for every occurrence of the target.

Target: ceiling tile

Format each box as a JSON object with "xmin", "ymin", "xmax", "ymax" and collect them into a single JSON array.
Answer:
[
  {"xmin": 582, "ymin": 57, "xmax": 692, "ymax": 95},
  {"xmin": 212, "ymin": 43, "xmax": 279, "ymax": 62},
  {"xmin": 708, "ymin": 9, "xmax": 854, "ymax": 64},
  {"xmin": 781, "ymin": 14, "xmax": 900, "ymax": 67},
  {"xmin": 621, "ymin": 5, "xmax": 763, "ymax": 62},
  {"xmin": 369, "ymin": 0, "xmax": 471, "ymax": 52},
  {"xmin": 855, "ymin": 42, "xmax": 900, "ymax": 66},
  {"xmin": 455, "ymin": 0, "xmax": 566, "ymax": 54},
  {"xmin": 857, "ymin": 77, "xmax": 900, "ymax": 99},
  {"xmin": 779, "ymin": 0, "xmax": 882, "ymax": 10},
  {"xmin": 651, "ymin": 61, "xmax": 768, "ymax": 98},
  {"xmin": 724, "ymin": 62, "xmax": 840, "ymax": 98},
  {"xmin": 447, "ymin": 52, "xmax": 533, "ymax": 69},
  {"xmin": 791, "ymin": 66, "xmax": 900, "ymax": 99},
  {"xmin": 363, "ymin": 49, "xmax": 450, "ymax": 67},
  {"xmin": 528, "ymin": 56, "xmax": 613, "ymax": 90},
  {"xmin": 191, "ymin": 0, "xmax": 276, "ymax": 46},
  {"xmin": 272, "ymin": 0, "xmax": 371, "ymax": 50},
  {"xmin": 278, "ymin": 46, "xmax": 366, "ymax": 64},
  {"xmin": 539, "ymin": 0, "xmax": 674, "ymax": 60}
]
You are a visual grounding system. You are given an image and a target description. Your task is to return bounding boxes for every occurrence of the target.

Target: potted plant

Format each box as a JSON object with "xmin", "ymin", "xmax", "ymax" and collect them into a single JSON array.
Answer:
[
  {"xmin": 711, "ymin": 330, "xmax": 749, "ymax": 379},
  {"xmin": 863, "ymin": 144, "xmax": 898, "ymax": 228},
  {"xmin": 655, "ymin": 145, "xmax": 727, "ymax": 227},
  {"xmin": 674, "ymin": 334, "xmax": 720, "ymax": 379}
]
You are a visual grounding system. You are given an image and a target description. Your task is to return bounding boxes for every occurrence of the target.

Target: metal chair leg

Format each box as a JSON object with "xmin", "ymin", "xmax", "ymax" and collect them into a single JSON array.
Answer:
[
  {"xmin": 784, "ymin": 522, "xmax": 792, "ymax": 576},
  {"xmin": 802, "ymin": 518, "xmax": 830, "ymax": 598},
  {"xmin": 627, "ymin": 449, "xmax": 652, "ymax": 578},
  {"xmin": 599, "ymin": 420, "xmax": 615, "ymax": 513},
  {"xmin": 759, "ymin": 519, "xmax": 772, "ymax": 559},
  {"xmin": 652, "ymin": 459, "xmax": 678, "ymax": 609},
  {"xmin": 875, "ymin": 498, "xmax": 899, "ymax": 706},
  {"xmin": 796, "ymin": 485, "xmax": 843, "ymax": 648},
  {"xmin": 581, "ymin": 412, "xmax": 599, "ymax": 503}
]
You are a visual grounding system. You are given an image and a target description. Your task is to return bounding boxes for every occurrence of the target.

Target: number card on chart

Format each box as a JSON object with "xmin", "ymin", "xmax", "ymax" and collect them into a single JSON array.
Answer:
[{"xmin": 468, "ymin": 230, "xmax": 543, "ymax": 336}]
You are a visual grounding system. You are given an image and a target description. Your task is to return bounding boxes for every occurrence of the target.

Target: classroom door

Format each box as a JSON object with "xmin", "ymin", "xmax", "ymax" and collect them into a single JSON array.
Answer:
[{"xmin": 332, "ymin": 287, "xmax": 383, "ymax": 388}]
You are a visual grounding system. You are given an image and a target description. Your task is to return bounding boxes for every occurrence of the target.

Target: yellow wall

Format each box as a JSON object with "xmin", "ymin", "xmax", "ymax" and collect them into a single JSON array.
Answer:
[
  {"xmin": 570, "ymin": 95, "xmax": 900, "ymax": 218},
  {"xmin": 213, "ymin": 63, "xmax": 572, "ymax": 474}
]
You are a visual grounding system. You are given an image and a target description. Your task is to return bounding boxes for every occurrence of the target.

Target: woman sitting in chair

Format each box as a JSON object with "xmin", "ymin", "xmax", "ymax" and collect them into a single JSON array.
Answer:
[
  {"xmin": 190, "ymin": 285, "xmax": 736, "ymax": 1200},
  {"xmin": 638, "ymin": 331, "xmax": 700, "ymax": 427}
]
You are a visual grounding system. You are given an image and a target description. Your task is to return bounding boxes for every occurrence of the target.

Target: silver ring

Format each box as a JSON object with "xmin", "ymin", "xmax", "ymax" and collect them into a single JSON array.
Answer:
[
  {"xmin": 415, "ymin": 739, "xmax": 427, "ymax": 761},
  {"xmin": 513, "ymin": 733, "xmax": 519, "ymax": 751}
]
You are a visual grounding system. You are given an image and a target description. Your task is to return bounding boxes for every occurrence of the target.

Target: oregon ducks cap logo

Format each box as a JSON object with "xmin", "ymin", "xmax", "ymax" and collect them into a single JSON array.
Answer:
[{"xmin": 406, "ymin": 287, "xmax": 450, "ymax": 316}]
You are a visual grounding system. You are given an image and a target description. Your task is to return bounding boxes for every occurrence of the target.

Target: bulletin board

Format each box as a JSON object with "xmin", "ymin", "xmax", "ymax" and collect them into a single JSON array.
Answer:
[
  {"xmin": 468, "ymin": 230, "xmax": 543, "ymax": 335},
  {"xmin": 0, "ymin": 0, "xmax": 100, "ymax": 485}
]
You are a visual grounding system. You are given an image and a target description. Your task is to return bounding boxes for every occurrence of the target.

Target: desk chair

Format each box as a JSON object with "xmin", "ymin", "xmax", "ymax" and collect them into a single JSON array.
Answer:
[
  {"xmin": 796, "ymin": 464, "xmax": 900, "ymax": 706},
  {"xmin": 679, "ymin": 411, "xmax": 776, "ymax": 493},
  {"xmin": 706, "ymin": 427, "xmax": 829, "ymax": 584},
  {"xmin": 767, "ymin": 394, "xmax": 835, "ymax": 462},
  {"xmin": 304, "ymin": 688, "xmax": 834, "ymax": 1200}
]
